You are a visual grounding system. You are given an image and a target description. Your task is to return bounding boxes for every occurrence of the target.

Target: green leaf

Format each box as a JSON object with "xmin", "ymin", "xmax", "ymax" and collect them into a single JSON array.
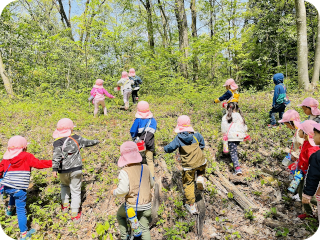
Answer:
[{"xmin": 96, "ymin": 223, "xmax": 105, "ymax": 236}]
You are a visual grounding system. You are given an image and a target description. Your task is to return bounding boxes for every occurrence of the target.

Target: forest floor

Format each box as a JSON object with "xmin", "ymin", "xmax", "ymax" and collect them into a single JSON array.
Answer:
[{"xmin": 0, "ymin": 88, "xmax": 319, "ymax": 240}]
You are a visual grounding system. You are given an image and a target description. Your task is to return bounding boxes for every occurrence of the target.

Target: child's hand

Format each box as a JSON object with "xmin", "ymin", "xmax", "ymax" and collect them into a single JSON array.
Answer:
[
  {"xmin": 109, "ymin": 186, "xmax": 117, "ymax": 195},
  {"xmin": 113, "ymin": 96, "xmax": 116, "ymax": 99},
  {"xmin": 52, "ymin": 172, "xmax": 58, "ymax": 178},
  {"xmin": 291, "ymin": 155, "xmax": 297, "ymax": 162},
  {"xmin": 302, "ymin": 195, "xmax": 311, "ymax": 204}
]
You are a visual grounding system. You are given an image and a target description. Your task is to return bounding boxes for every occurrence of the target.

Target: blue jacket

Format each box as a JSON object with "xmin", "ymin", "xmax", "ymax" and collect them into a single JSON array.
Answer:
[
  {"xmin": 129, "ymin": 76, "xmax": 142, "ymax": 89},
  {"xmin": 130, "ymin": 118, "xmax": 157, "ymax": 138},
  {"xmin": 272, "ymin": 73, "xmax": 287, "ymax": 107},
  {"xmin": 164, "ymin": 132, "xmax": 205, "ymax": 153}
]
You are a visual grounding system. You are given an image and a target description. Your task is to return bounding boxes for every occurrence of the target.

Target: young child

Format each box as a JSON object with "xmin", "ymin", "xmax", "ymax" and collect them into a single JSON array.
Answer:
[
  {"xmin": 221, "ymin": 102, "xmax": 248, "ymax": 175},
  {"xmin": 0, "ymin": 136, "xmax": 52, "ymax": 240},
  {"xmin": 278, "ymin": 110, "xmax": 304, "ymax": 162},
  {"xmin": 164, "ymin": 115, "xmax": 206, "ymax": 214},
  {"xmin": 302, "ymin": 122, "xmax": 320, "ymax": 220},
  {"xmin": 111, "ymin": 141, "xmax": 154, "ymax": 240},
  {"xmin": 128, "ymin": 68, "xmax": 142, "ymax": 104},
  {"xmin": 130, "ymin": 101, "xmax": 157, "ymax": 178},
  {"xmin": 52, "ymin": 118, "xmax": 99, "ymax": 222},
  {"xmin": 288, "ymin": 120, "xmax": 320, "ymax": 218},
  {"xmin": 268, "ymin": 73, "xmax": 290, "ymax": 127},
  {"xmin": 298, "ymin": 97, "xmax": 320, "ymax": 123},
  {"xmin": 117, "ymin": 71, "xmax": 134, "ymax": 110},
  {"xmin": 214, "ymin": 78, "xmax": 240, "ymax": 104},
  {"xmin": 90, "ymin": 79, "xmax": 115, "ymax": 117}
]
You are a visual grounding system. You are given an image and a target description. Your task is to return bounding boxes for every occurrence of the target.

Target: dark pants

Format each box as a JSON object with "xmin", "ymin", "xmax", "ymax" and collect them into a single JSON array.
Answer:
[
  {"xmin": 132, "ymin": 89, "xmax": 140, "ymax": 104},
  {"xmin": 269, "ymin": 104, "xmax": 286, "ymax": 125},
  {"xmin": 228, "ymin": 141, "xmax": 240, "ymax": 168}
]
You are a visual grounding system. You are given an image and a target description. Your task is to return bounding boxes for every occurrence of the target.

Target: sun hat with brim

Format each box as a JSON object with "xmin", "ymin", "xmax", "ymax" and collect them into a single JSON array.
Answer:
[
  {"xmin": 3, "ymin": 136, "xmax": 29, "ymax": 159},
  {"xmin": 223, "ymin": 78, "xmax": 238, "ymax": 90},
  {"xmin": 129, "ymin": 68, "xmax": 136, "ymax": 77},
  {"xmin": 297, "ymin": 97, "xmax": 320, "ymax": 116},
  {"xmin": 118, "ymin": 141, "xmax": 142, "ymax": 167},
  {"xmin": 175, "ymin": 115, "xmax": 195, "ymax": 133},
  {"xmin": 122, "ymin": 71, "xmax": 129, "ymax": 79},
  {"xmin": 135, "ymin": 101, "xmax": 153, "ymax": 119},
  {"xmin": 293, "ymin": 120, "xmax": 318, "ymax": 146},
  {"xmin": 278, "ymin": 110, "xmax": 301, "ymax": 123},
  {"xmin": 311, "ymin": 122, "xmax": 320, "ymax": 132},
  {"xmin": 53, "ymin": 118, "xmax": 76, "ymax": 139},
  {"xmin": 93, "ymin": 79, "xmax": 104, "ymax": 88}
]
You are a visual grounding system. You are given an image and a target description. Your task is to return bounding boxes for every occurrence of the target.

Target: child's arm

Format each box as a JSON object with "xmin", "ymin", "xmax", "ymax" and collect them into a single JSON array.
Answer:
[
  {"xmin": 103, "ymin": 89, "xmax": 115, "ymax": 98},
  {"xmin": 164, "ymin": 136, "xmax": 180, "ymax": 153},
  {"xmin": 130, "ymin": 119, "xmax": 140, "ymax": 139},
  {"xmin": 90, "ymin": 88, "xmax": 96, "ymax": 96},
  {"xmin": 194, "ymin": 132, "xmax": 205, "ymax": 149},
  {"xmin": 117, "ymin": 79, "xmax": 125, "ymax": 86},
  {"xmin": 28, "ymin": 153, "xmax": 52, "ymax": 169},
  {"xmin": 272, "ymin": 85, "xmax": 281, "ymax": 107},
  {"xmin": 136, "ymin": 76, "xmax": 142, "ymax": 85},
  {"xmin": 52, "ymin": 146, "xmax": 63, "ymax": 172},
  {"xmin": 113, "ymin": 170, "xmax": 129, "ymax": 197},
  {"xmin": 302, "ymin": 152, "xmax": 320, "ymax": 201},
  {"xmin": 214, "ymin": 91, "xmax": 232, "ymax": 103},
  {"xmin": 78, "ymin": 136, "xmax": 99, "ymax": 148},
  {"xmin": 0, "ymin": 160, "xmax": 4, "ymax": 178}
]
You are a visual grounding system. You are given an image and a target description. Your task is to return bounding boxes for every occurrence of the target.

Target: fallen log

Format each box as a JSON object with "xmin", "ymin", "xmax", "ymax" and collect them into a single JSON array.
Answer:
[
  {"xmin": 263, "ymin": 219, "xmax": 291, "ymax": 228},
  {"xmin": 209, "ymin": 175, "xmax": 229, "ymax": 199}
]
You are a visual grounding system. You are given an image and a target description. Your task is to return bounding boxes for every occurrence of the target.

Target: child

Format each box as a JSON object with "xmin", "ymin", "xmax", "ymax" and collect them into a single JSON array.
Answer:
[
  {"xmin": 111, "ymin": 141, "xmax": 154, "ymax": 240},
  {"xmin": 221, "ymin": 102, "xmax": 248, "ymax": 175},
  {"xmin": 214, "ymin": 78, "xmax": 240, "ymax": 104},
  {"xmin": 52, "ymin": 118, "xmax": 99, "ymax": 222},
  {"xmin": 90, "ymin": 79, "xmax": 115, "ymax": 117},
  {"xmin": 288, "ymin": 120, "xmax": 320, "ymax": 218},
  {"xmin": 117, "ymin": 71, "xmax": 134, "ymax": 110},
  {"xmin": 128, "ymin": 68, "xmax": 142, "ymax": 104},
  {"xmin": 164, "ymin": 115, "xmax": 206, "ymax": 214},
  {"xmin": 0, "ymin": 136, "xmax": 52, "ymax": 240},
  {"xmin": 298, "ymin": 97, "xmax": 320, "ymax": 123},
  {"xmin": 268, "ymin": 73, "xmax": 290, "ymax": 128},
  {"xmin": 302, "ymin": 122, "xmax": 320, "ymax": 220},
  {"xmin": 278, "ymin": 110, "xmax": 304, "ymax": 162},
  {"xmin": 130, "ymin": 101, "xmax": 157, "ymax": 178}
]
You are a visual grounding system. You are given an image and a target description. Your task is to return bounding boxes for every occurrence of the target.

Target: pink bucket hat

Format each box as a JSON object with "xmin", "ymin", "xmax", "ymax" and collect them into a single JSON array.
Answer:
[
  {"xmin": 53, "ymin": 118, "xmax": 76, "ymax": 139},
  {"xmin": 129, "ymin": 68, "xmax": 136, "ymax": 77},
  {"xmin": 118, "ymin": 141, "xmax": 142, "ymax": 167},
  {"xmin": 175, "ymin": 115, "xmax": 195, "ymax": 133},
  {"xmin": 278, "ymin": 110, "xmax": 301, "ymax": 123},
  {"xmin": 121, "ymin": 71, "xmax": 129, "ymax": 79},
  {"xmin": 223, "ymin": 79, "xmax": 238, "ymax": 90},
  {"xmin": 3, "ymin": 136, "xmax": 29, "ymax": 159},
  {"xmin": 298, "ymin": 97, "xmax": 320, "ymax": 116},
  {"xmin": 312, "ymin": 122, "xmax": 320, "ymax": 132},
  {"xmin": 293, "ymin": 120, "xmax": 318, "ymax": 146},
  {"xmin": 135, "ymin": 101, "xmax": 153, "ymax": 119},
  {"xmin": 93, "ymin": 79, "xmax": 104, "ymax": 88}
]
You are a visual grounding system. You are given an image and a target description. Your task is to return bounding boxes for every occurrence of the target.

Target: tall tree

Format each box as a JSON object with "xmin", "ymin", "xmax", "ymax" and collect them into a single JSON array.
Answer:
[
  {"xmin": 312, "ymin": 12, "xmax": 320, "ymax": 87},
  {"xmin": 295, "ymin": 0, "xmax": 310, "ymax": 90},
  {"xmin": 174, "ymin": 0, "xmax": 189, "ymax": 78},
  {"xmin": 190, "ymin": 0, "xmax": 199, "ymax": 81},
  {"xmin": 0, "ymin": 51, "xmax": 14, "ymax": 97},
  {"xmin": 140, "ymin": 0, "xmax": 155, "ymax": 52}
]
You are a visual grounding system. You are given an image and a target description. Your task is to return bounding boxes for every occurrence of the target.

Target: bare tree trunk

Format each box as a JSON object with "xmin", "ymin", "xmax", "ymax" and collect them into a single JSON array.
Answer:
[
  {"xmin": 0, "ymin": 51, "xmax": 14, "ymax": 97},
  {"xmin": 312, "ymin": 12, "xmax": 320, "ymax": 87},
  {"xmin": 157, "ymin": 0, "xmax": 169, "ymax": 48},
  {"xmin": 55, "ymin": 0, "xmax": 74, "ymax": 41},
  {"xmin": 295, "ymin": 0, "xmax": 310, "ymax": 90},
  {"xmin": 190, "ymin": 0, "xmax": 198, "ymax": 81},
  {"xmin": 174, "ymin": 0, "xmax": 189, "ymax": 78},
  {"xmin": 140, "ymin": 0, "xmax": 155, "ymax": 52}
]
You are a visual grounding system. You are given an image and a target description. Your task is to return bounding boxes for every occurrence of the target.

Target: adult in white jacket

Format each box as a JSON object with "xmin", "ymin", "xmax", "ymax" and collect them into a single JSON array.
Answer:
[{"xmin": 221, "ymin": 102, "xmax": 248, "ymax": 175}]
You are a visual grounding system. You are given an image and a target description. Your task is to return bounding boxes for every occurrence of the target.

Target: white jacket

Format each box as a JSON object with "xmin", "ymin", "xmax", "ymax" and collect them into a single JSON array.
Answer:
[
  {"xmin": 117, "ymin": 78, "xmax": 134, "ymax": 95},
  {"xmin": 221, "ymin": 112, "xmax": 248, "ymax": 141}
]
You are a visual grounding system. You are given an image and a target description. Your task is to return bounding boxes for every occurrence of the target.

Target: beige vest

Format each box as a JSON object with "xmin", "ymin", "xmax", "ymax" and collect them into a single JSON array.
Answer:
[
  {"xmin": 123, "ymin": 164, "xmax": 152, "ymax": 205},
  {"xmin": 180, "ymin": 143, "xmax": 205, "ymax": 169}
]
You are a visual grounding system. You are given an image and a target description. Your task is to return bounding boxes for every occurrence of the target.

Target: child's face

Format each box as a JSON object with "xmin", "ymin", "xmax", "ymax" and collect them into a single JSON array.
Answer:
[
  {"xmin": 225, "ymin": 86, "xmax": 230, "ymax": 90},
  {"xmin": 284, "ymin": 122, "xmax": 295, "ymax": 130},
  {"xmin": 302, "ymin": 106, "xmax": 312, "ymax": 116},
  {"xmin": 298, "ymin": 129, "xmax": 305, "ymax": 139},
  {"xmin": 314, "ymin": 130, "xmax": 320, "ymax": 145}
]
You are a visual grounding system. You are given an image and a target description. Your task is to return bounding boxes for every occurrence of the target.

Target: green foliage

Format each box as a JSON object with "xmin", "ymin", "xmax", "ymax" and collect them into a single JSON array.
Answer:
[
  {"xmin": 275, "ymin": 227, "xmax": 289, "ymax": 237},
  {"xmin": 244, "ymin": 209, "xmax": 255, "ymax": 220}
]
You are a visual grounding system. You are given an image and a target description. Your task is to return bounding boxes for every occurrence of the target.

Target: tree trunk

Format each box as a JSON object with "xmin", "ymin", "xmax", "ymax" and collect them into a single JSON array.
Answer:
[
  {"xmin": 55, "ymin": 0, "xmax": 74, "ymax": 41},
  {"xmin": 140, "ymin": 0, "xmax": 155, "ymax": 52},
  {"xmin": 312, "ymin": 12, "xmax": 320, "ymax": 87},
  {"xmin": 190, "ymin": 0, "xmax": 198, "ymax": 81},
  {"xmin": 0, "ymin": 51, "xmax": 14, "ymax": 97},
  {"xmin": 174, "ymin": 0, "xmax": 189, "ymax": 78},
  {"xmin": 157, "ymin": 0, "xmax": 169, "ymax": 48},
  {"xmin": 295, "ymin": 0, "xmax": 310, "ymax": 90}
]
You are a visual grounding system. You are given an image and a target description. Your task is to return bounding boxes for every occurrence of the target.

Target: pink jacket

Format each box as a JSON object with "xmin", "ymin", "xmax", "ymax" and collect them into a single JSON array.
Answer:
[{"xmin": 90, "ymin": 88, "xmax": 114, "ymax": 101}]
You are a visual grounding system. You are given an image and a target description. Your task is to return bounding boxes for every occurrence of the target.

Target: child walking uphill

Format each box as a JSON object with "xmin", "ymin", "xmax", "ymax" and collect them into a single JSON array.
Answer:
[
  {"xmin": 129, "ymin": 68, "xmax": 142, "ymax": 104},
  {"xmin": 278, "ymin": 110, "xmax": 304, "ymax": 162},
  {"xmin": 52, "ymin": 118, "xmax": 99, "ymax": 223},
  {"xmin": 117, "ymin": 71, "xmax": 134, "ymax": 110},
  {"xmin": 268, "ymin": 73, "xmax": 290, "ymax": 128},
  {"xmin": 302, "ymin": 122, "xmax": 320, "ymax": 220},
  {"xmin": 0, "ymin": 136, "xmax": 52, "ymax": 240},
  {"xmin": 164, "ymin": 115, "xmax": 206, "ymax": 215},
  {"xmin": 90, "ymin": 79, "xmax": 115, "ymax": 117},
  {"xmin": 111, "ymin": 141, "xmax": 154, "ymax": 240},
  {"xmin": 298, "ymin": 97, "xmax": 320, "ymax": 123},
  {"xmin": 221, "ymin": 102, "xmax": 248, "ymax": 175},
  {"xmin": 130, "ymin": 101, "xmax": 157, "ymax": 178},
  {"xmin": 214, "ymin": 79, "xmax": 240, "ymax": 105},
  {"xmin": 288, "ymin": 120, "xmax": 319, "ymax": 218}
]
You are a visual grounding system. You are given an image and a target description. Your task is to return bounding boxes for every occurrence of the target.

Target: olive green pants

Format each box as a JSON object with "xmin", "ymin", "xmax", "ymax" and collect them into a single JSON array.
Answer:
[
  {"xmin": 116, "ymin": 204, "xmax": 152, "ymax": 240},
  {"xmin": 182, "ymin": 164, "xmax": 206, "ymax": 204}
]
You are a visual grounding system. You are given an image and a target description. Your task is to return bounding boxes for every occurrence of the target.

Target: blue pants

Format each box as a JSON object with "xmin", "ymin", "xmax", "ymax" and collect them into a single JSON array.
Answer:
[
  {"xmin": 269, "ymin": 104, "xmax": 286, "ymax": 125},
  {"xmin": 4, "ymin": 186, "xmax": 28, "ymax": 232}
]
